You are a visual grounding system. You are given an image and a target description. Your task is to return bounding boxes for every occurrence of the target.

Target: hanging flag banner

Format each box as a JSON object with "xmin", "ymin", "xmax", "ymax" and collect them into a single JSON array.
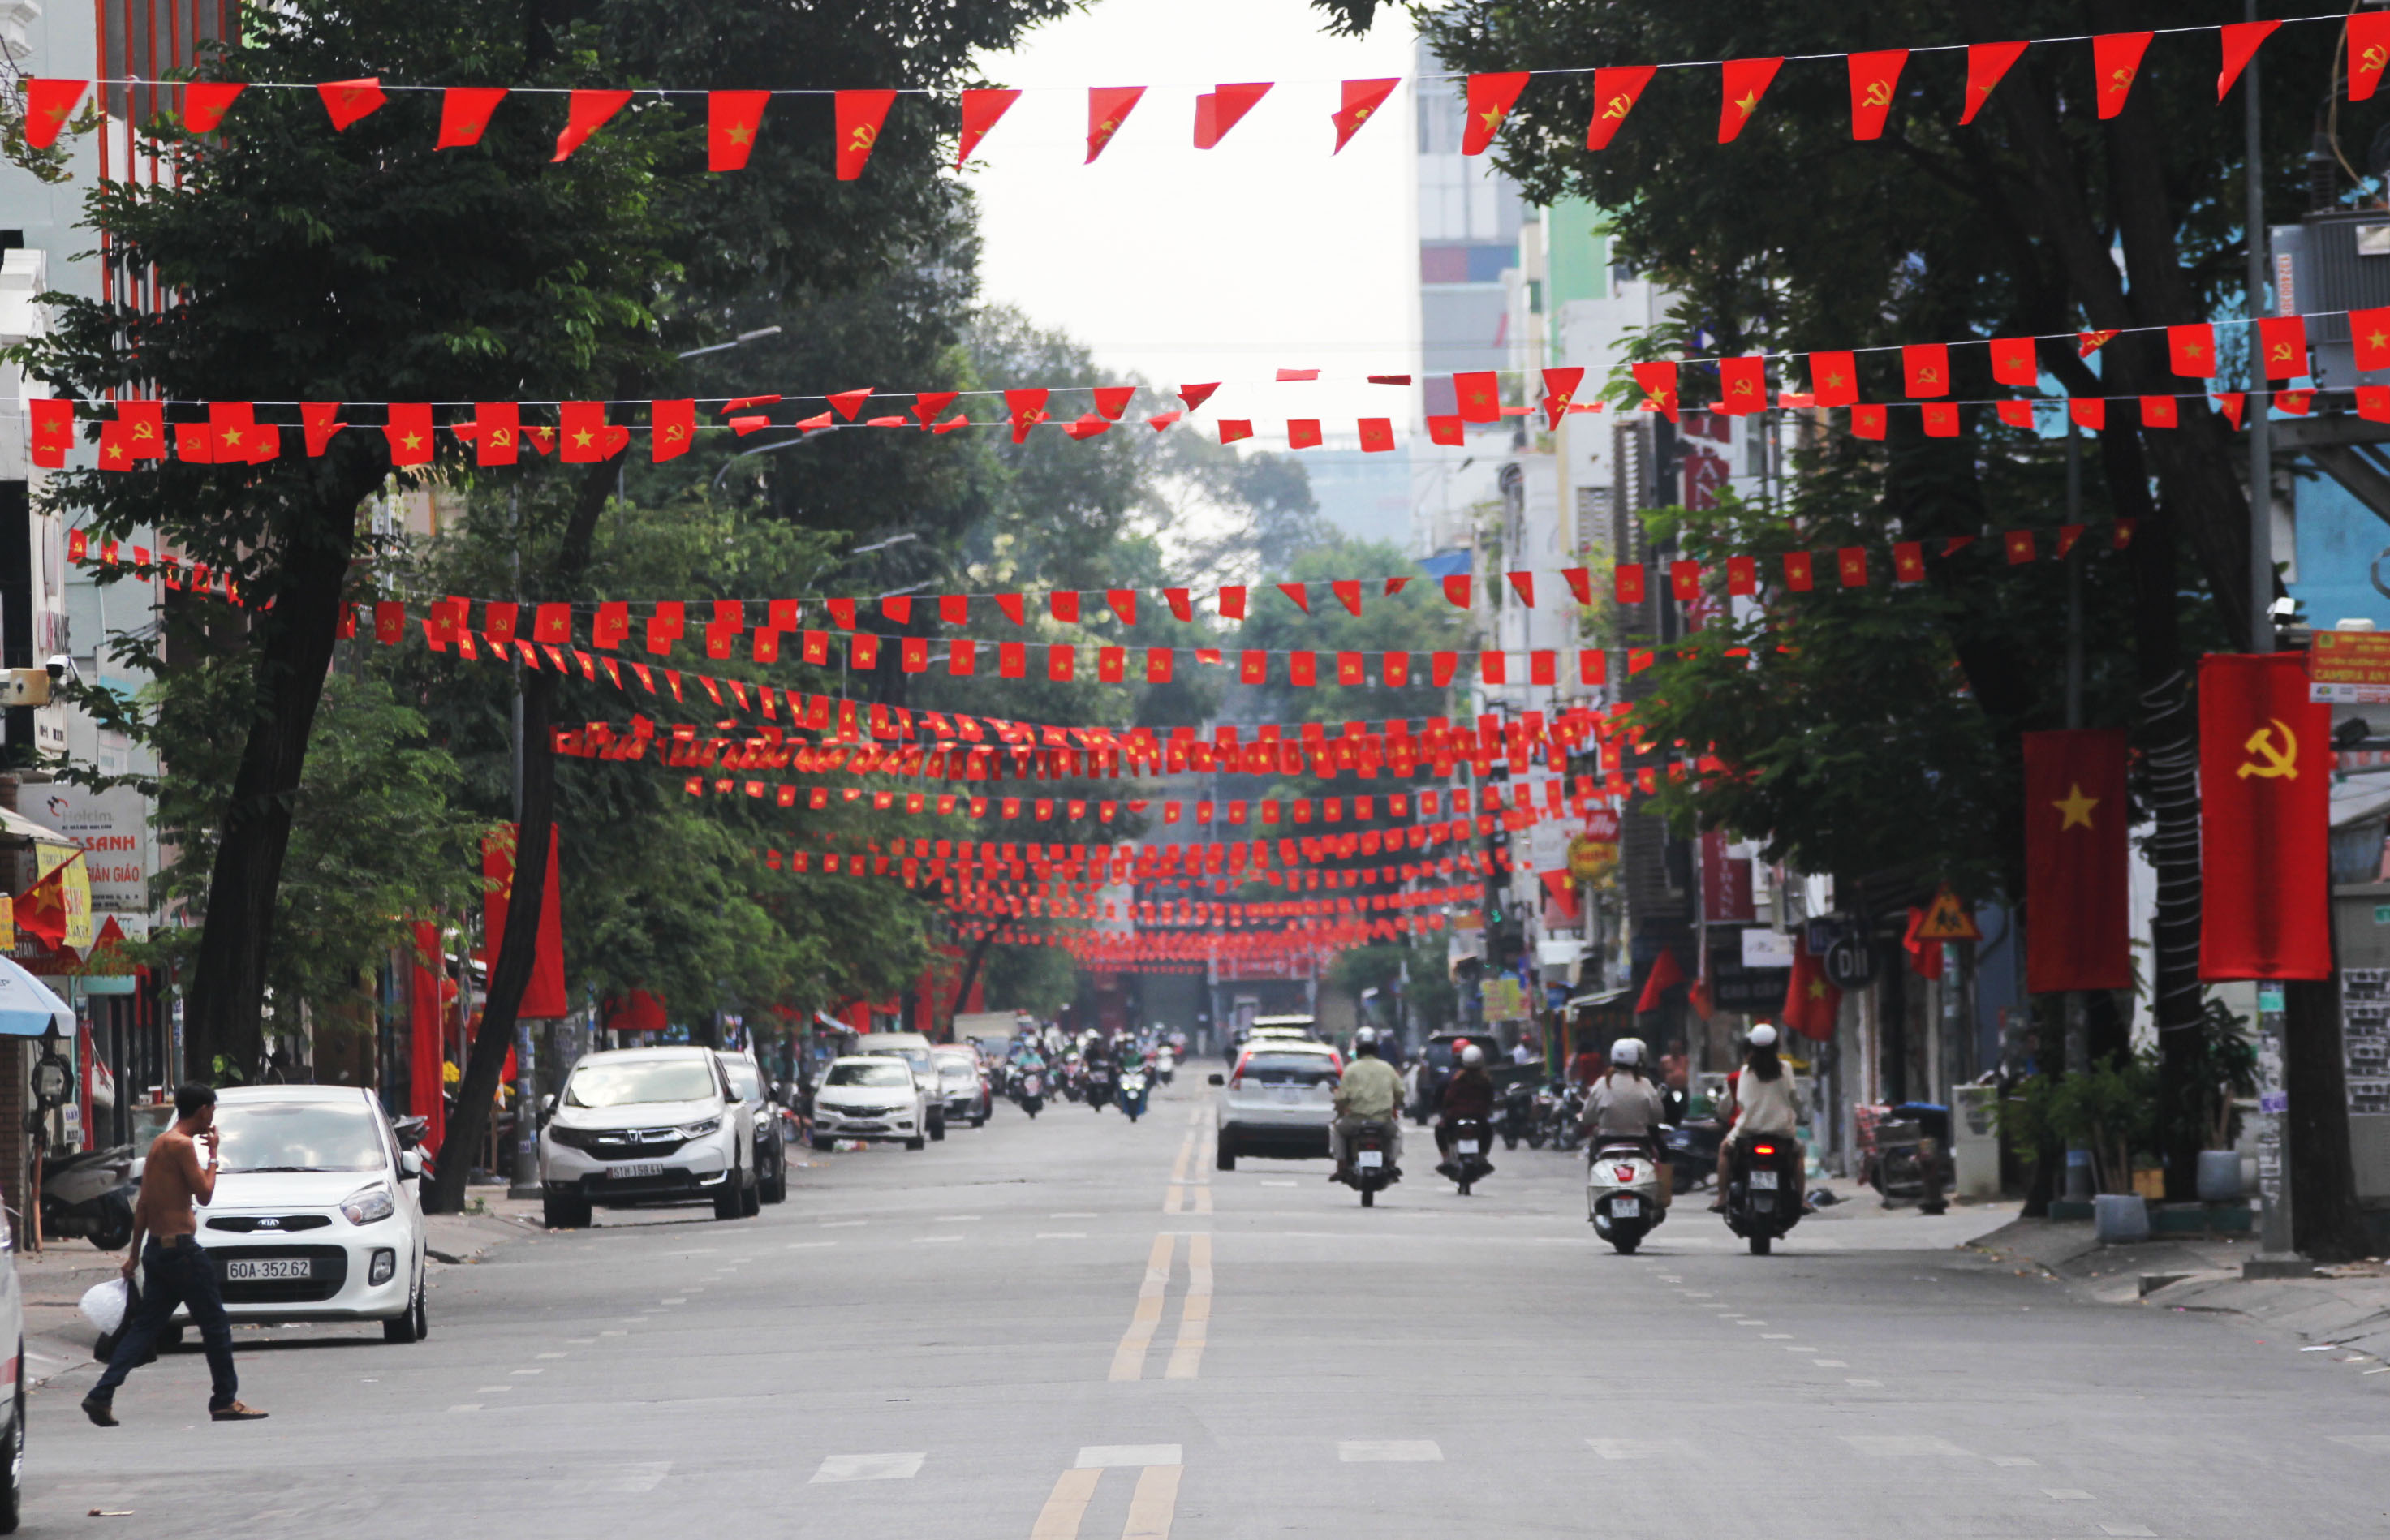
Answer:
[
  {"xmin": 2198, "ymin": 652, "xmax": 2331, "ymax": 981},
  {"xmin": 2022, "ymin": 729, "xmax": 2130, "ymax": 992}
]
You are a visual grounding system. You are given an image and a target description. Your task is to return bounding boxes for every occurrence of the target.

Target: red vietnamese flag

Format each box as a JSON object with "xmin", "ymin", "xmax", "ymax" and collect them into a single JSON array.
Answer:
[
  {"xmin": 1987, "ymin": 336, "xmax": 2037, "ymax": 386},
  {"xmin": 1462, "ymin": 72, "xmax": 1529, "ymax": 154},
  {"xmin": 1718, "ymin": 355, "xmax": 1766, "ymax": 415},
  {"xmin": 317, "ymin": 77, "xmax": 385, "ymax": 131},
  {"xmin": 1808, "ymin": 351, "xmax": 1858, "ymax": 406},
  {"xmin": 483, "ymin": 825, "xmax": 568, "ymax": 1017},
  {"xmin": 2200, "ymin": 653, "xmax": 2331, "ymax": 979},
  {"xmin": 554, "ymin": 89, "xmax": 631, "ymax": 161},
  {"xmin": 1718, "ymin": 56, "xmax": 1782, "ymax": 144},
  {"xmin": 2352, "ymin": 307, "xmax": 2390, "ymax": 372},
  {"xmin": 24, "ymin": 80, "xmax": 87, "ymax": 148},
  {"xmin": 2140, "ymin": 396, "xmax": 2178, "ymax": 428},
  {"xmin": 1782, "ymin": 552, "xmax": 1815, "ymax": 592},
  {"xmin": 1332, "ymin": 78, "xmax": 1397, "ymax": 153},
  {"xmin": 2023, "ymin": 729, "xmax": 2131, "ymax": 991},
  {"xmin": 2168, "ymin": 323, "xmax": 2216, "ymax": 377},
  {"xmin": 1453, "ymin": 370, "xmax": 1501, "ymax": 423},
  {"xmin": 1901, "ymin": 343, "xmax": 1949, "ymax": 398},
  {"xmin": 1358, "ymin": 418, "xmax": 1395, "ymax": 453},
  {"xmin": 384, "ymin": 403, "xmax": 433, "ymax": 467},
  {"xmin": 1634, "ymin": 947, "xmax": 1684, "ymax": 1013},
  {"xmin": 1893, "ymin": 542, "xmax": 1924, "ymax": 583},
  {"xmin": 1631, "ymin": 360, "xmax": 1678, "ymax": 421},
  {"xmin": 1850, "ymin": 405, "xmax": 1887, "ymax": 441},
  {"xmin": 1962, "ymin": 41, "xmax": 2027, "ymax": 124},
  {"xmin": 2353, "ymin": 12, "xmax": 2390, "ymax": 101},
  {"xmin": 1192, "ymin": 82, "xmax": 1269, "ymax": 148},
  {"xmin": 1442, "ymin": 574, "xmax": 1472, "ymax": 609},
  {"xmin": 1585, "ymin": 65, "xmax": 1655, "ymax": 149},
  {"xmin": 183, "ymin": 81, "xmax": 243, "ymax": 131},
  {"xmin": 302, "ymin": 402, "xmax": 343, "ymax": 457},
  {"xmin": 1847, "ymin": 49, "xmax": 1906, "ymax": 140},
  {"xmin": 707, "ymin": 91, "xmax": 769, "ymax": 171},
  {"xmin": 1086, "ymin": 86, "xmax": 1143, "ymax": 163},
  {"xmin": 835, "ymin": 89, "xmax": 895, "ymax": 179},
  {"xmin": 436, "ymin": 87, "xmax": 506, "ymax": 148},
  {"xmin": 28, "ymin": 398, "xmax": 71, "ymax": 469},
  {"xmin": 2218, "ymin": 21, "xmax": 2278, "ymax": 100},
  {"xmin": 1781, "ymin": 936, "xmax": 1841, "ymax": 1040},
  {"xmin": 2093, "ymin": 32, "xmax": 2152, "ymax": 119}
]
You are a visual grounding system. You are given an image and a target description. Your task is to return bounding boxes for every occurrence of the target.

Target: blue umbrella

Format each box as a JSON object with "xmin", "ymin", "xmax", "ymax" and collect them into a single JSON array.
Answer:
[{"xmin": 0, "ymin": 955, "xmax": 73, "ymax": 1037}]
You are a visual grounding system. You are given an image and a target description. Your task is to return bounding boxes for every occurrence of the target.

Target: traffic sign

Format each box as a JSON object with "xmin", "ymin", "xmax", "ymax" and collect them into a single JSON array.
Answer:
[{"xmin": 1914, "ymin": 885, "xmax": 1981, "ymax": 941}]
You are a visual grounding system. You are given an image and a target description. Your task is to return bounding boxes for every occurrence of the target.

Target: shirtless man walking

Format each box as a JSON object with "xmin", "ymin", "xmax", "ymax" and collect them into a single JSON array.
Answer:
[{"xmin": 82, "ymin": 1083, "xmax": 265, "ymax": 1425}]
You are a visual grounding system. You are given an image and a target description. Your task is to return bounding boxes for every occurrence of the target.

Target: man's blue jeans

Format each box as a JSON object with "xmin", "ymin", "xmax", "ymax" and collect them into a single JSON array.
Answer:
[{"xmin": 91, "ymin": 1235, "xmax": 238, "ymax": 1410}]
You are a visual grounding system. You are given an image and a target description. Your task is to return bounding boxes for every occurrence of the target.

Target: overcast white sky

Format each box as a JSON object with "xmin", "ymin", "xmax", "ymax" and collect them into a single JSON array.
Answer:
[{"xmin": 962, "ymin": 0, "xmax": 1420, "ymax": 439}]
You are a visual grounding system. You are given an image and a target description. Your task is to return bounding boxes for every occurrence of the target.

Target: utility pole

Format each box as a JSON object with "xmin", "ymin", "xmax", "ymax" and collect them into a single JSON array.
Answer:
[
  {"xmin": 508, "ymin": 492, "xmax": 541, "ymax": 1201},
  {"xmin": 2062, "ymin": 421, "xmax": 2093, "ymax": 1204},
  {"xmin": 2241, "ymin": 9, "xmax": 2297, "ymax": 1268}
]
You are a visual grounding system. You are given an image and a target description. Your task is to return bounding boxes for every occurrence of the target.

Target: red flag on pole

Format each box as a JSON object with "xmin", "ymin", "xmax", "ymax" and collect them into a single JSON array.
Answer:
[
  {"xmin": 483, "ymin": 825, "xmax": 568, "ymax": 1017},
  {"xmin": 2023, "ymin": 729, "xmax": 2133, "ymax": 992},
  {"xmin": 1634, "ymin": 947, "xmax": 1684, "ymax": 1013},
  {"xmin": 1782, "ymin": 938, "xmax": 1841, "ymax": 1040},
  {"xmin": 2198, "ymin": 653, "xmax": 2332, "ymax": 979}
]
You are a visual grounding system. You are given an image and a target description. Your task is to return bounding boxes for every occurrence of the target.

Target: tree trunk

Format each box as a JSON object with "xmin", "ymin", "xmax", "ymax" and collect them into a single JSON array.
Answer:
[
  {"xmin": 183, "ymin": 510, "xmax": 363, "ymax": 1080},
  {"xmin": 424, "ymin": 464, "xmax": 615, "ymax": 1214},
  {"xmin": 950, "ymin": 926, "xmax": 998, "ymax": 1017}
]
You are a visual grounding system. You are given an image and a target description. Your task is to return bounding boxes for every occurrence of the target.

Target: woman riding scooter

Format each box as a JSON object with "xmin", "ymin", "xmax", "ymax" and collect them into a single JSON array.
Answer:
[
  {"xmin": 1580, "ymin": 1037, "xmax": 1669, "ymax": 1207},
  {"xmin": 1712, "ymin": 1024, "xmax": 1802, "ymax": 1209}
]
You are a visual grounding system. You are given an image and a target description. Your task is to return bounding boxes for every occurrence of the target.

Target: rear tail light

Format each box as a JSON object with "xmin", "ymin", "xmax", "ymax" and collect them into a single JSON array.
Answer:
[
  {"xmin": 1751, "ymin": 1143, "xmax": 1777, "ymax": 1156},
  {"xmin": 1229, "ymin": 1076, "xmax": 1242, "ymax": 1090},
  {"xmin": 1615, "ymin": 1166, "xmax": 1636, "ymax": 1181}
]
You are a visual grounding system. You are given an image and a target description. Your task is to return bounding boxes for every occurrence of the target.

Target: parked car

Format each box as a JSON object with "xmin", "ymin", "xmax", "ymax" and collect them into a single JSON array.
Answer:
[
  {"xmin": 932, "ymin": 1046, "xmax": 993, "ymax": 1129},
  {"xmin": 809, "ymin": 1056, "xmax": 930, "ymax": 1151},
  {"xmin": 539, "ymin": 1047, "xmax": 757, "ymax": 1228},
  {"xmin": 854, "ymin": 1032, "xmax": 947, "ymax": 1140},
  {"xmin": 717, "ymin": 1053, "xmax": 789, "ymax": 1204},
  {"xmin": 1211, "ymin": 1039, "xmax": 1342, "ymax": 1170},
  {"xmin": 162, "ymin": 1086, "xmax": 429, "ymax": 1345}
]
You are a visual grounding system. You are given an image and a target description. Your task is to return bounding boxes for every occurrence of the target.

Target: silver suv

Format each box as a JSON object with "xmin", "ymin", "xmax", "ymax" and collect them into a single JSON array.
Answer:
[{"xmin": 538, "ymin": 1047, "xmax": 756, "ymax": 1228}]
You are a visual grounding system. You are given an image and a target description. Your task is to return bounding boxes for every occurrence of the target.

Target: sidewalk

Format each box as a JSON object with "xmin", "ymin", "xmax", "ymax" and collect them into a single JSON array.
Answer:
[
  {"xmin": 1971, "ymin": 1216, "xmax": 2390, "ymax": 1367},
  {"xmin": 15, "ymin": 1191, "xmax": 540, "ymax": 1393}
]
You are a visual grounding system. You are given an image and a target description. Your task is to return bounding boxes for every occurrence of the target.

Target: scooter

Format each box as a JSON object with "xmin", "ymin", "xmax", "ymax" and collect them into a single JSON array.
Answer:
[
  {"xmin": 1664, "ymin": 1118, "xmax": 1725, "ymax": 1197},
  {"xmin": 1154, "ymin": 1047, "xmax": 1176, "ymax": 1087},
  {"xmin": 1586, "ymin": 1138, "xmax": 1667, "ymax": 1255},
  {"xmin": 39, "ymin": 1144, "xmax": 137, "ymax": 1250},
  {"xmin": 1344, "ymin": 1118, "xmax": 1401, "ymax": 1207},
  {"xmin": 1494, "ymin": 1081, "xmax": 1536, "ymax": 1150},
  {"xmin": 1017, "ymin": 1070, "xmax": 1045, "ymax": 1120},
  {"xmin": 1117, "ymin": 1069, "xmax": 1150, "ymax": 1121},
  {"xmin": 1721, "ymin": 1137, "xmax": 1805, "ymax": 1255},
  {"xmin": 1085, "ymin": 1064, "xmax": 1115, "ymax": 1112},
  {"xmin": 1440, "ymin": 1116, "xmax": 1494, "ymax": 1197}
]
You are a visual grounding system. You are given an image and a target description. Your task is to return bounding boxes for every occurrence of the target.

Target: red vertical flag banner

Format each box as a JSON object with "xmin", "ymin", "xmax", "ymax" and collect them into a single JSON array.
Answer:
[
  {"xmin": 2353, "ymin": 11, "xmax": 2390, "ymax": 101},
  {"xmin": 1782, "ymin": 938, "xmax": 1841, "ymax": 1041},
  {"xmin": 1718, "ymin": 355, "xmax": 1766, "ymax": 414},
  {"xmin": 2022, "ymin": 729, "xmax": 2131, "ymax": 992},
  {"xmin": 483, "ymin": 824, "xmax": 568, "ymax": 1017},
  {"xmin": 408, "ymin": 923, "xmax": 450, "ymax": 1153},
  {"xmin": 2199, "ymin": 653, "xmax": 2332, "ymax": 979},
  {"xmin": 553, "ymin": 88, "xmax": 632, "ymax": 161}
]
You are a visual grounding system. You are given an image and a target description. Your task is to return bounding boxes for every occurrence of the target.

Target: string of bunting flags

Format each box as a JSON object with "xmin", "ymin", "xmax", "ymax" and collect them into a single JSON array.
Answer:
[{"xmin": 16, "ymin": 14, "xmax": 2387, "ymax": 172}]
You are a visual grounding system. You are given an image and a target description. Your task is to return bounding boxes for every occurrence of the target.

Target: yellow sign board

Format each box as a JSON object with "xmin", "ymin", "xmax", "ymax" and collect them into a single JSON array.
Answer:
[
  {"xmin": 2311, "ymin": 630, "xmax": 2390, "ymax": 703},
  {"xmin": 1914, "ymin": 884, "xmax": 1980, "ymax": 942}
]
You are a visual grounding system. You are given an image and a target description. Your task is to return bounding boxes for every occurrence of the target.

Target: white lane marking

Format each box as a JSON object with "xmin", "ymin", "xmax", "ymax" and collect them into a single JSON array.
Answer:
[
  {"xmin": 1588, "ymin": 1439, "xmax": 1696, "ymax": 1460},
  {"xmin": 565, "ymin": 1338, "xmax": 596, "ymax": 1344},
  {"xmin": 1760, "ymin": 1333, "xmax": 1792, "ymax": 1339},
  {"xmin": 915, "ymin": 1235, "xmax": 963, "ymax": 1244},
  {"xmin": 1987, "ymin": 1456, "xmax": 2035, "ymax": 1466},
  {"xmin": 473, "ymin": 1386, "xmax": 514, "ymax": 1394},
  {"xmin": 1813, "ymin": 1359, "xmax": 1848, "ymax": 1366},
  {"xmin": 1051, "ymin": 1211, "xmax": 1098, "ymax": 1218},
  {"xmin": 811, "ymin": 1452, "xmax": 925, "ymax": 1483},
  {"xmin": 1079, "ymin": 1444, "xmax": 1183, "ymax": 1468},
  {"xmin": 600, "ymin": 1330, "xmax": 628, "ymax": 1337},
  {"xmin": 1038, "ymin": 1232, "xmax": 1087, "ymax": 1239},
  {"xmin": 1845, "ymin": 1379, "xmax": 1884, "ymax": 1388},
  {"xmin": 1841, "ymin": 1436, "xmax": 1972, "ymax": 1456},
  {"xmin": 448, "ymin": 1404, "xmax": 482, "ymax": 1413},
  {"xmin": 1782, "ymin": 1345, "xmax": 1819, "ymax": 1353},
  {"xmin": 536, "ymin": 1352, "xmax": 568, "ymax": 1359},
  {"xmin": 1339, "ymin": 1441, "xmax": 1441, "ymax": 1462},
  {"xmin": 821, "ymin": 1220, "xmax": 868, "ymax": 1228},
  {"xmin": 2097, "ymin": 1527, "xmax": 2155, "ymax": 1538},
  {"xmin": 510, "ymin": 1368, "xmax": 543, "ymax": 1376},
  {"xmin": 1657, "ymin": 1275, "xmax": 1682, "ymax": 1281},
  {"xmin": 1260, "ymin": 1180, "xmax": 1297, "ymax": 1187},
  {"xmin": 934, "ymin": 1215, "xmax": 981, "ymax": 1221},
  {"xmin": 2044, "ymin": 1490, "xmax": 2094, "ymax": 1500},
  {"xmin": 788, "ymin": 1241, "xmax": 838, "ymax": 1250},
  {"xmin": 661, "ymin": 1297, "xmax": 687, "ymax": 1305}
]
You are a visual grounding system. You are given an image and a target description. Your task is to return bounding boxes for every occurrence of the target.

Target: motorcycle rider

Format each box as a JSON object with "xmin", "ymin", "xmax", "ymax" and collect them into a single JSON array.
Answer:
[
  {"xmin": 1435, "ymin": 1043, "xmax": 1496, "ymax": 1172},
  {"xmin": 1713, "ymin": 1024, "xmax": 1803, "ymax": 1209},
  {"xmin": 1328, "ymin": 1026, "xmax": 1404, "ymax": 1183},
  {"xmin": 1580, "ymin": 1036, "xmax": 1670, "ymax": 1207}
]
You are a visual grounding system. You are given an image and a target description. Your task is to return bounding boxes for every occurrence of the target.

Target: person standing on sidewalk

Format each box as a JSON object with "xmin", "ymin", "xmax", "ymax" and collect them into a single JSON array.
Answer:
[{"xmin": 82, "ymin": 1084, "xmax": 266, "ymax": 1426}]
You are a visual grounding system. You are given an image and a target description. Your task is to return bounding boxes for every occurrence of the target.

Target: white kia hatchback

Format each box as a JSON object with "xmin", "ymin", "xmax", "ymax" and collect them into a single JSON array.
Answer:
[{"xmin": 190, "ymin": 1085, "xmax": 429, "ymax": 1343}]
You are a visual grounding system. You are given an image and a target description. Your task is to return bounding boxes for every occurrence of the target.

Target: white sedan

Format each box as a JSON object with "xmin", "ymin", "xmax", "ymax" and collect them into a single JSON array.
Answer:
[{"xmin": 184, "ymin": 1085, "xmax": 428, "ymax": 1343}]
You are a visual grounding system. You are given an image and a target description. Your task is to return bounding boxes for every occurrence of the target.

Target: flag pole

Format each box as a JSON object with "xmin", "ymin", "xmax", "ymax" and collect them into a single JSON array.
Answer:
[{"xmin": 2061, "ymin": 421, "xmax": 2093, "ymax": 1205}]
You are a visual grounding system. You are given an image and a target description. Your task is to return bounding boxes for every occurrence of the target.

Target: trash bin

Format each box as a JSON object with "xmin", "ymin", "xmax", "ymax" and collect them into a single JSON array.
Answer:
[
  {"xmin": 2092, "ymin": 1193, "xmax": 2149, "ymax": 1244},
  {"xmin": 2195, "ymin": 1149, "xmax": 2246, "ymax": 1202}
]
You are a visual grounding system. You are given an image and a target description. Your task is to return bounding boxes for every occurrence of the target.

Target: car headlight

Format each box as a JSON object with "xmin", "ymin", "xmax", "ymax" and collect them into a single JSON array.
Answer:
[
  {"xmin": 678, "ymin": 1117, "xmax": 722, "ymax": 1139},
  {"xmin": 341, "ymin": 1185, "xmax": 396, "ymax": 1226}
]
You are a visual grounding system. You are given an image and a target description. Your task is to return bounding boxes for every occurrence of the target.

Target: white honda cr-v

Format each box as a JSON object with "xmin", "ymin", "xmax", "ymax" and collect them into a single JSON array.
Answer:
[{"xmin": 538, "ymin": 1046, "xmax": 756, "ymax": 1228}]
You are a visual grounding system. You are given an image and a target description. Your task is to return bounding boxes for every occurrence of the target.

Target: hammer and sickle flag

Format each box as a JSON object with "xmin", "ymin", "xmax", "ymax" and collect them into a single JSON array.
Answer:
[
  {"xmin": 2198, "ymin": 652, "xmax": 2331, "ymax": 981},
  {"xmin": 835, "ymin": 89, "xmax": 896, "ymax": 180},
  {"xmin": 1086, "ymin": 86, "xmax": 1144, "ymax": 163},
  {"xmin": 650, "ymin": 398, "xmax": 695, "ymax": 463},
  {"xmin": 2350, "ymin": 11, "xmax": 2390, "ymax": 102},
  {"xmin": 1584, "ymin": 65, "xmax": 1654, "ymax": 150},
  {"xmin": 2093, "ymin": 31, "xmax": 2151, "ymax": 120},
  {"xmin": 1333, "ymin": 78, "xmax": 1397, "ymax": 154},
  {"xmin": 1846, "ymin": 49, "xmax": 1906, "ymax": 140}
]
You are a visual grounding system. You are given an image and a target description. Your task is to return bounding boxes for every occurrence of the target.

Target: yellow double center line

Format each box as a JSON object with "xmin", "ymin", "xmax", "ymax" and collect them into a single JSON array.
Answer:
[
  {"xmin": 1162, "ymin": 1108, "xmax": 1213, "ymax": 1215},
  {"xmin": 1030, "ymin": 1462, "xmax": 1184, "ymax": 1540},
  {"xmin": 1109, "ymin": 1234, "xmax": 1178, "ymax": 1381}
]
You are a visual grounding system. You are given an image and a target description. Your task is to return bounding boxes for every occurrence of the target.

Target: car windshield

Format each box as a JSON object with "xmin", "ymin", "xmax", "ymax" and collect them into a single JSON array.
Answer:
[
  {"xmin": 216, "ymin": 1101, "xmax": 386, "ymax": 1173},
  {"xmin": 566, "ymin": 1058, "xmax": 717, "ymax": 1108},
  {"xmin": 827, "ymin": 1061, "xmax": 913, "ymax": 1089},
  {"xmin": 722, "ymin": 1062, "xmax": 764, "ymax": 1102},
  {"xmin": 1242, "ymin": 1053, "xmax": 1338, "ymax": 1087}
]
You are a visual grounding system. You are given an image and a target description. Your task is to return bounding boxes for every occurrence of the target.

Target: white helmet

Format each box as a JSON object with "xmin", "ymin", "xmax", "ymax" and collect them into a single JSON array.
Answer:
[
  {"xmin": 1610, "ymin": 1036, "xmax": 1645, "ymax": 1068},
  {"xmin": 1748, "ymin": 1023, "xmax": 1779, "ymax": 1049},
  {"xmin": 1461, "ymin": 1045, "xmax": 1484, "ymax": 1066}
]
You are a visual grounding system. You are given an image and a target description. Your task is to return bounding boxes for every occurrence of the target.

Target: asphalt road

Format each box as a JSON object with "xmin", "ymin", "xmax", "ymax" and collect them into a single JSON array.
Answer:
[{"xmin": 18, "ymin": 1080, "xmax": 2390, "ymax": 1538}]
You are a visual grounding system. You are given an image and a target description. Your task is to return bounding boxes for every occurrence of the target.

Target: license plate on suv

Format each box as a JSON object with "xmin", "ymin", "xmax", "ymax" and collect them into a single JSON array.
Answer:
[
  {"xmin": 225, "ymin": 1258, "xmax": 313, "ymax": 1282},
  {"xmin": 609, "ymin": 1162, "xmax": 669, "ymax": 1178}
]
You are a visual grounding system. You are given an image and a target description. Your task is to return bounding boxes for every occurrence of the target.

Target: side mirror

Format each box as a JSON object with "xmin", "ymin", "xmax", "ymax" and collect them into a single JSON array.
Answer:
[
  {"xmin": 541, "ymin": 1093, "xmax": 557, "ymax": 1116},
  {"xmin": 1208, "ymin": 1073, "xmax": 1225, "ymax": 1086},
  {"xmin": 398, "ymin": 1150, "xmax": 424, "ymax": 1180}
]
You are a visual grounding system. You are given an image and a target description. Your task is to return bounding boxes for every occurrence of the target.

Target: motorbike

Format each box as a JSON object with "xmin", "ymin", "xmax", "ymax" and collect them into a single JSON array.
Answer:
[
  {"xmin": 1061, "ymin": 1060, "xmax": 1085, "ymax": 1103},
  {"xmin": 1494, "ymin": 1080, "xmax": 1537, "ymax": 1151},
  {"xmin": 1084, "ymin": 1064, "xmax": 1115, "ymax": 1112},
  {"xmin": 39, "ymin": 1144, "xmax": 137, "ymax": 1250},
  {"xmin": 1524, "ymin": 1084, "xmax": 1560, "ymax": 1150},
  {"xmin": 1721, "ymin": 1136, "xmax": 1805, "ymax": 1254},
  {"xmin": 1664, "ymin": 1119, "xmax": 1725, "ymax": 1197},
  {"xmin": 1440, "ymin": 1116, "xmax": 1494, "ymax": 1197},
  {"xmin": 1586, "ymin": 1137, "xmax": 1667, "ymax": 1254},
  {"xmin": 1117, "ymin": 1069, "xmax": 1150, "ymax": 1121},
  {"xmin": 1344, "ymin": 1118, "xmax": 1401, "ymax": 1207},
  {"xmin": 1539, "ymin": 1083, "xmax": 1588, "ymax": 1152},
  {"xmin": 1016, "ymin": 1070, "xmax": 1045, "ymax": 1120},
  {"xmin": 1154, "ymin": 1048, "xmax": 1176, "ymax": 1086}
]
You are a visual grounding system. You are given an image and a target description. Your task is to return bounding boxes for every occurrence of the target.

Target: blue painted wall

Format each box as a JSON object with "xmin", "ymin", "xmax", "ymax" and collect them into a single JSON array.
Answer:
[{"xmin": 2293, "ymin": 472, "xmax": 2390, "ymax": 630}]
